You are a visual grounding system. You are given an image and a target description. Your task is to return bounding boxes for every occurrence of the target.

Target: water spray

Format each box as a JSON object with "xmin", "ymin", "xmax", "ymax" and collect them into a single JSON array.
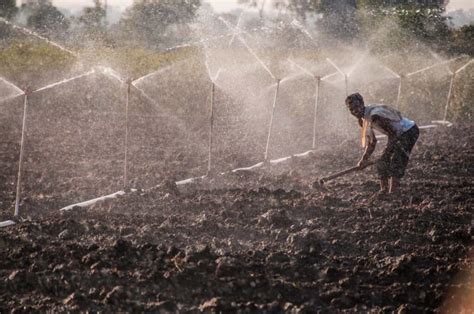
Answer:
[
  {"xmin": 326, "ymin": 58, "xmax": 351, "ymax": 133},
  {"xmin": 287, "ymin": 58, "xmax": 313, "ymax": 78},
  {"xmin": 290, "ymin": 19, "xmax": 314, "ymax": 41},
  {"xmin": 326, "ymin": 58, "xmax": 348, "ymax": 96},
  {"xmin": 0, "ymin": 77, "xmax": 24, "ymax": 98},
  {"xmin": 321, "ymin": 72, "xmax": 339, "ymax": 82},
  {"xmin": 97, "ymin": 66, "xmax": 125, "ymax": 84},
  {"xmin": 264, "ymin": 79, "xmax": 281, "ymax": 161},
  {"xmin": 286, "ymin": 59, "xmax": 322, "ymax": 149},
  {"xmin": 33, "ymin": 70, "xmax": 96, "ymax": 94},
  {"xmin": 378, "ymin": 62, "xmax": 404, "ymax": 107},
  {"xmin": 406, "ymin": 57, "xmax": 463, "ymax": 78},
  {"xmin": 229, "ymin": 11, "xmax": 245, "ymax": 46},
  {"xmin": 14, "ymin": 87, "xmax": 31, "ymax": 217},
  {"xmin": 218, "ymin": 16, "xmax": 276, "ymax": 80},
  {"xmin": 0, "ymin": 17, "xmax": 77, "ymax": 58}
]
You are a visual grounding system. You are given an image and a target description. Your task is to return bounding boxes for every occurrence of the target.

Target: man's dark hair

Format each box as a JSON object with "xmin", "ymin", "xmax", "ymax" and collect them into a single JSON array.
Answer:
[{"xmin": 346, "ymin": 93, "xmax": 364, "ymax": 106}]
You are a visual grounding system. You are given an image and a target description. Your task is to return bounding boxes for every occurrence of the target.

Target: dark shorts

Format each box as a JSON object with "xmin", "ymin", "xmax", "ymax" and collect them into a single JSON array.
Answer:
[{"xmin": 377, "ymin": 125, "xmax": 419, "ymax": 179}]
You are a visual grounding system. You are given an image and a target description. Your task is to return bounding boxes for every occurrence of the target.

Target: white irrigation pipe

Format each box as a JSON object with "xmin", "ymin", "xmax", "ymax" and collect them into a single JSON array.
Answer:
[
  {"xmin": 14, "ymin": 91, "xmax": 29, "ymax": 217},
  {"xmin": 60, "ymin": 190, "xmax": 126, "ymax": 211},
  {"xmin": 264, "ymin": 79, "xmax": 281, "ymax": 161},
  {"xmin": 176, "ymin": 175, "xmax": 207, "ymax": 186},
  {"xmin": 0, "ymin": 220, "xmax": 16, "ymax": 228}
]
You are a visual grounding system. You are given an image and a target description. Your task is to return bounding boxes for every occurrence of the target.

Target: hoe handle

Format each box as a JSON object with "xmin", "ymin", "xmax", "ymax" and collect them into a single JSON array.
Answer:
[{"xmin": 319, "ymin": 162, "xmax": 375, "ymax": 185}]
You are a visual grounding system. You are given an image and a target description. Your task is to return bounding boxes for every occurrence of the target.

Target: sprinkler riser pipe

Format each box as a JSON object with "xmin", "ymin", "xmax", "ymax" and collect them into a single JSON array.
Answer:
[
  {"xmin": 443, "ymin": 73, "xmax": 456, "ymax": 121},
  {"xmin": 208, "ymin": 82, "xmax": 215, "ymax": 173},
  {"xmin": 264, "ymin": 80, "xmax": 281, "ymax": 161},
  {"xmin": 123, "ymin": 82, "xmax": 131, "ymax": 189},
  {"xmin": 14, "ymin": 93, "xmax": 29, "ymax": 217},
  {"xmin": 396, "ymin": 77, "xmax": 403, "ymax": 109},
  {"xmin": 344, "ymin": 75, "xmax": 349, "ymax": 97},
  {"xmin": 312, "ymin": 78, "xmax": 321, "ymax": 150}
]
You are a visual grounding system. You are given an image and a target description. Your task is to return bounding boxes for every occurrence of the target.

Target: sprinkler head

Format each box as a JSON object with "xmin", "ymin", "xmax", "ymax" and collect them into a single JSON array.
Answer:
[{"xmin": 23, "ymin": 86, "xmax": 33, "ymax": 96}]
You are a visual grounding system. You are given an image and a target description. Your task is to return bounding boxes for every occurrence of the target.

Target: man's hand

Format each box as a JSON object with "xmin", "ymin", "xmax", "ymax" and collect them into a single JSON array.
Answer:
[{"xmin": 357, "ymin": 158, "xmax": 370, "ymax": 170}]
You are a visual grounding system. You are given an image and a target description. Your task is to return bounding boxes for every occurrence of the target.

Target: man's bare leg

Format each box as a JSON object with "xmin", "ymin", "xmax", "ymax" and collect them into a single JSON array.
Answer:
[
  {"xmin": 380, "ymin": 178, "xmax": 389, "ymax": 193},
  {"xmin": 389, "ymin": 177, "xmax": 399, "ymax": 193}
]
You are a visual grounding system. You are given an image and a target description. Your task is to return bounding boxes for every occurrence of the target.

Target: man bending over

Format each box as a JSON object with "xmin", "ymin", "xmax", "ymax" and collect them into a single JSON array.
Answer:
[{"xmin": 345, "ymin": 93, "xmax": 419, "ymax": 194}]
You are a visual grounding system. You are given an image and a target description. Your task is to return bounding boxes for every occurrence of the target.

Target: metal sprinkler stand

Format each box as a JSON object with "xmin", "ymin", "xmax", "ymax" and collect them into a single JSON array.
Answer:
[
  {"xmin": 396, "ymin": 74, "xmax": 405, "ymax": 109},
  {"xmin": 207, "ymin": 81, "xmax": 216, "ymax": 176},
  {"xmin": 123, "ymin": 78, "xmax": 133, "ymax": 189},
  {"xmin": 312, "ymin": 75, "xmax": 321, "ymax": 150},
  {"xmin": 264, "ymin": 79, "xmax": 281, "ymax": 162},
  {"xmin": 14, "ymin": 86, "xmax": 32, "ymax": 217},
  {"xmin": 443, "ymin": 59, "xmax": 473, "ymax": 122}
]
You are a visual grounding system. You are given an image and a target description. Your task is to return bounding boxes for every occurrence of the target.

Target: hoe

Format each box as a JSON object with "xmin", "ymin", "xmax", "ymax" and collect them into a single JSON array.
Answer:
[{"xmin": 315, "ymin": 161, "xmax": 375, "ymax": 188}]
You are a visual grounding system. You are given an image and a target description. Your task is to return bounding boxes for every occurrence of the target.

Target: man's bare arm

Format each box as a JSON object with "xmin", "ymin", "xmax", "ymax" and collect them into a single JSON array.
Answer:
[{"xmin": 358, "ymin": 129, "xmax": 377, "ymax": 167}]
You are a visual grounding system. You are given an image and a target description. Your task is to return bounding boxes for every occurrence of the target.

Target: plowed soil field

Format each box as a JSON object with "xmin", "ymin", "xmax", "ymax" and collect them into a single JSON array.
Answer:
[{"xmin": 1, "ymin": 124, "xmax": 473, "ymax": 312}]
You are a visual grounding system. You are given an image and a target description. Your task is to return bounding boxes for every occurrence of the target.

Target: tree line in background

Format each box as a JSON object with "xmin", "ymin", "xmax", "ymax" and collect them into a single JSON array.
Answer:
[{"xmin": 0, "ymin": 0, "xmax": 472, "ymax": 55}]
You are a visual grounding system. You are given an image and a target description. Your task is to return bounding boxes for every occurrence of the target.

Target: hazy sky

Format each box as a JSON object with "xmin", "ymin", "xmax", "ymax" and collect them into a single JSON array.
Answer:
[
  {"xmin": 22, "ymin": 0, "xmax": 474, "ymax": 13},
  {"xmin": 45, "ymin": 0, "xmax": 239, "ymax": 12}
]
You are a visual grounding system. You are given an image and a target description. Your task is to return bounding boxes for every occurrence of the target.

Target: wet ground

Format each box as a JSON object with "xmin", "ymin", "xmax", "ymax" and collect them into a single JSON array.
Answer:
[{"xmin": 0, "ymin": 124, "xmax": 473, "ymax": 312}]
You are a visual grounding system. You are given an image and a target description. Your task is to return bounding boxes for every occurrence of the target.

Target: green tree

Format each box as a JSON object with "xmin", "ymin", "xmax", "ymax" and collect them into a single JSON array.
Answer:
[
  {"xmin": 119, "ymin": 0, "xmax": 201, "ymax": 49},
  {"xmin": 452, "ymin": 25, "xmax": 474, "ymax": 55},
  {"xmin": 25, "ymin": 2, "xmax": 70, "ymax": 36},
  {"xmin": 0, "ymin": 0, "xmax": 17, "ymax": 19},
  {"xmin": 239, "ymin": 0, "xmax": 358, "ymax": 38},
  {"xmin": 78, "ymin": 0, "xmax": 107, "ymax": 41},
  {"xmin": 356, "ymin": 2, "xmax": 452, "ymax": 51}
]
